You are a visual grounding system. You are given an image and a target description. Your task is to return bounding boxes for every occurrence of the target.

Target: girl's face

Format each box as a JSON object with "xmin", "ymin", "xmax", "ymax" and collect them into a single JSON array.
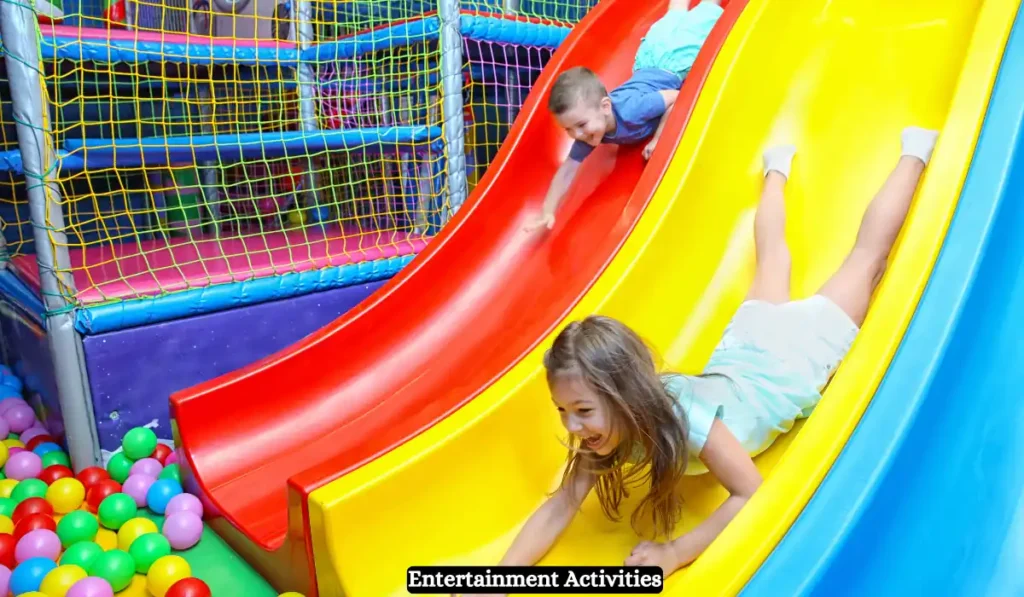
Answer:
[{"xmin": 551, "ymin": 375, "xmax": 621, "ymax": 456}]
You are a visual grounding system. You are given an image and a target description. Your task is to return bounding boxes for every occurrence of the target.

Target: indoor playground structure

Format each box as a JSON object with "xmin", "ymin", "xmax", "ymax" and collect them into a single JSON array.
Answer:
[{"xmin": 2, "ymin": 0, "xmax": 1024, "ymax": 596}]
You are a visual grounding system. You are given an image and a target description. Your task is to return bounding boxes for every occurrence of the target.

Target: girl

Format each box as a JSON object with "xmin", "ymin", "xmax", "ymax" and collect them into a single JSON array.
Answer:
[{"xmin": 471, "ymin": 126, "xmax": 939, "ymax": 586}]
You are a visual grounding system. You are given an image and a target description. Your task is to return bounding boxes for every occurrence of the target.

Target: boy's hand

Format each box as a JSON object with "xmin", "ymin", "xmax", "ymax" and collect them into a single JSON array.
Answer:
[
  {"xmin": 524, "ymin": 212, "xmax": 555, "ymax": 232},
  {"xmin": 643, "ymin": 137, "xmax": 660, "ymax": 161}
]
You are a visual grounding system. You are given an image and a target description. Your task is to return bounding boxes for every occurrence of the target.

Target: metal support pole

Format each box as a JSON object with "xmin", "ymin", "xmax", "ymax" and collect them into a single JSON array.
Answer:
[
  {"xmin": 1, "ymin": 1, "xmax": 102, "ymax": 469},
  {"xmin": 438, "ymin": 0, "xmax": 468, "ymax": 217},
  {"xmin": 295, "ymin": 0, "xmax": 323, "ymax": 217}
]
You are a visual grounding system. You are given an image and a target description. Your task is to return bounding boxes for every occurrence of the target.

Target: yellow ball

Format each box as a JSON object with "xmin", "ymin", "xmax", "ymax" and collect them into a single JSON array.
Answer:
[
  {"xmin": 46, "ymin": 477, "xmax": 86, "ymax": 514},
  {"xmin": 2, "ymin": 439, "xmax": 24, "ymax": 449},
  {"xmin": 146, "ymin": 555, "xmax": 191, "ymax": 597},
  {"xmin": 116, "ymin": 574, "xmax": 150, "ymax": 597},
  {"xmin": 0, "ymin": 478, "xmax": 17, "ymax": 498},
  {"xmin": 15, "ymin": 593, "xmax": 46, "ymax": 597},
  {"xmin": 0, "ymin": 441, "xmax": 9, "ymax": 468},
  {"xmin": 117, "ymin": 517, "xmax": 158, "ymax": 552},
  {"xmin": 279, "ymin": 593, "xmax": 306, "ymax": 597},
  {"xmin": 0, "ymin": 514, "xmax": 13, "ymax": 534},
  {"xmin": 40, "ymin": 564, "xmax": 88, "ymax": 597},
  {"xmin": 95, "ymin": 527, "xmax": 118, "ymax": 551}
]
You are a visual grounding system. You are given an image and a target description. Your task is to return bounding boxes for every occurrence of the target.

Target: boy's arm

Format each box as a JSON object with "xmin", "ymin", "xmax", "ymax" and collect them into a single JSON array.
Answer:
[
  {"xmin": 527, "ymin": 157, "xmax": 582, "ymax": 231},
  {"xmin": 643, "ymin": 90, "xmax": 680, "ymax": 160}
]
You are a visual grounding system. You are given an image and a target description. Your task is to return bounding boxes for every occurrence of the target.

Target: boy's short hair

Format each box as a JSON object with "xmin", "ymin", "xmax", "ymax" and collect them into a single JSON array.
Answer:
[{"xmin": 548, "ymin": 66, "xmax": 608, "ymax": 115}]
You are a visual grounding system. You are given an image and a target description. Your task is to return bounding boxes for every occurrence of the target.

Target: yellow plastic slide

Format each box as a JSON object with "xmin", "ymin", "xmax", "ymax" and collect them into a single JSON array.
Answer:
[{"xmin": 306, "ymin": 0, "xmax": 1014, "ymax": 594}]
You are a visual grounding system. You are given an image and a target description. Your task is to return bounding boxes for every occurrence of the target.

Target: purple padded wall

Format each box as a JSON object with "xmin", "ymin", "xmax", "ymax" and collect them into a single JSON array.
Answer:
[{"xmin": 82, "ymin": 281, "xmax": 385, "ymax": 454}]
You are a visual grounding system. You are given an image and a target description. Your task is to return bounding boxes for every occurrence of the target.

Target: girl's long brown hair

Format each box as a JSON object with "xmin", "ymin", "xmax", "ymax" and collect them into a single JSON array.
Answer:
[{"xmin": 544, "ymin": 315, "xmax": 690, "ymax": 539}]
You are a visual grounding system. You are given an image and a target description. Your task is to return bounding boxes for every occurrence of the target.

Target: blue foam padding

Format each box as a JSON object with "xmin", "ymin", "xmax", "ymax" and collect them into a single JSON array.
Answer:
[
  {"xmin": 38, "ymin": 34, "xmax": 300, "ymax": 66},
  {"xmin": 0, "ymin": 149, "xmax": 83, "ymax": 175},
  {"xmin": 60, "ymin": 127, "xmax": 442, "ymax": 169},
  {"xmin": 307, "ymin": 14, "xmax": 569, "ymax": 62},
  {"xmin": 74, "ymin": 253, "xmax": 415, "ymax": 334},
  {"xmin": 0, "ymin": 270, "xmax": 45, "ymax": 322}
]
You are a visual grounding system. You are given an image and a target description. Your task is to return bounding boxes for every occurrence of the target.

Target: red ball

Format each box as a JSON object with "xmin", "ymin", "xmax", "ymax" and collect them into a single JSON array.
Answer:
[
  {"xmin": 25, "ymin": 435, "xmax": 55, "ymax": 452},
  {"xmin": 13, "ymin": 512, "xmax": 56, "ymax": 541},
  {"xmin": 166, "ymin": 577, "xmax": 211, "ymax": 597},
  {"xmin": 12, "ymin": 497, "xmax": 53, "ymax": 525},
  {"xmin": 85, "ymin": 479, "xmax": 122, "ymax": 513},
  {"xmin": 150, "ymin": 443, "xmax": 173, "ymax": 464},
  {"xmin": 37, "ymin": 464, "xmax": 74, "ymax": 485},
  {"xmin": 76, "ymin": 466, "xmax": 110, "ymax": 490},
  {"xmin": 0, "ymin": 533, "xmax": 14, "ymax": 568}
]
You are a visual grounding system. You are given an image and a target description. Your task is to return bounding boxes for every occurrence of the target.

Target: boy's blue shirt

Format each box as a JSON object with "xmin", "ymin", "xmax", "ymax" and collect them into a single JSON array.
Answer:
[{"xmin": 568, "ymin": 68, "xmax": 683, "ymax": 162}]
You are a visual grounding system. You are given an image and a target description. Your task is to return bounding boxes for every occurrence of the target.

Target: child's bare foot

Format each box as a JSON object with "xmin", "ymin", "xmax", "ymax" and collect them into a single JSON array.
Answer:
[
  {"xmin": 763, "ymin": 144, "xmax": 796, "ymax": 180},
  {"xmin": 901, "ymin": 127, "xmax": 939, "ymax": 166}
]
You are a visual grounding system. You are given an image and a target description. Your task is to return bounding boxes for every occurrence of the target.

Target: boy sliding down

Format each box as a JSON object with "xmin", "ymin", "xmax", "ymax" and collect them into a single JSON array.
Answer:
[{"xmin": 526, "ymin": 0, "xmax": 724, "ymax": 232}]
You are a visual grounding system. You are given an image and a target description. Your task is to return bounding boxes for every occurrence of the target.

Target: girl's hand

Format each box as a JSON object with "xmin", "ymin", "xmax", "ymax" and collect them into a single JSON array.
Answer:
[{"xmin": 624, "ymin": 540, "xmax": 679, "ymax": 574}]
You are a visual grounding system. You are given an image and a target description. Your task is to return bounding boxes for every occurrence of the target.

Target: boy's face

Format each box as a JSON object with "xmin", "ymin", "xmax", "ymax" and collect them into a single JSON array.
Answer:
[{"xmin": 555, "ymin": 96, "xmax": 614, "ymax": 147}]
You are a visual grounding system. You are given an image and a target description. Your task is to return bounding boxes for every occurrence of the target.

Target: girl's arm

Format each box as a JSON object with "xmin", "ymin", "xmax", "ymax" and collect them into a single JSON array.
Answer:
[
  {"xmin": 498, "ymin": 468, "xmax": 596, "ymax": 565},
  {"xmin": 668, "ymin": 418, "xmax": 762, "ymax": 567}
]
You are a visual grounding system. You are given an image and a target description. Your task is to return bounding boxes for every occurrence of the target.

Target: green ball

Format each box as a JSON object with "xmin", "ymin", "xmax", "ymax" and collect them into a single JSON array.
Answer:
[
  {"xmin": 88, "ymin": 548, "xmax": 135, "ymax": 592},
  {"xmin": 121, "ymin": 428, "xmax": 157, "ymax": 461},
  {"xmin": 106, "ymin": 453, "xmax": 134, "ymax": 484},
  {"xmin": 40, "ymin": 450, "xmax": 70, "ymax": 468},
  {"xmin": 60, "ymin": 541, "xmax": 104, "ymax": 570},
  {"xmin": 11, "ymin": 478, "xmax": 47, "ymax": 503},
  {"xmin": 97, "ymin": 493, "xmax": 138, "ymax": 530},
  {"xmin": 57, "ymin": 509, "xmax": 99, "ymax": 547},
  {"xmin": 158, "ymin": 463, "xmax": 181, "ymax": 484},
  {"xmin": 0, "ymin": 497, "xmax": 15, "ymax": 518},
  {"xmin": 0, "ymin": 471, "xmax": 6, "ymax": 480},
  {"xmin": 128, "ymin": 532, "xmax": 171, "ymax": 574},
  {"xmin": 5, "ymin": 433, "xmax": 16, "ymax": 440}
]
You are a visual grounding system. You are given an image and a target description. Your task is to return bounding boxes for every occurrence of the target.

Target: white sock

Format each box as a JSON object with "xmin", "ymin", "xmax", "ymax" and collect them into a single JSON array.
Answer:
[
  {"xmin": 901, "ymin": 127, "xmax": 939, "ymax": 166},
  {"xmin": 763, "ymin": 144, "xmax": 797, "ymax": 179}
]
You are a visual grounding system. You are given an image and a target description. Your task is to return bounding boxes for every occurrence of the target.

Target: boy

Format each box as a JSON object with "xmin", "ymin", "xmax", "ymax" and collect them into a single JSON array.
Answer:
[{"xmin": 526, "ymin": 0, "xmax": 724, "ymax": 232}]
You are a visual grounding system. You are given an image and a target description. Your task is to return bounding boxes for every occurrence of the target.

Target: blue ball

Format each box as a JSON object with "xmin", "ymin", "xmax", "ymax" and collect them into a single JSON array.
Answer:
[
  {"xmin": 32, "ymin": 442, "xmax": 61, "ymax": 456},
  {"xmin": 146, "ymin": 479, "xmax": 183, "ymax": 515},
  {"xmin": 0, "ymin": 364, "xmax": 10, "ymax": 377},
  {"xmin": 10, "ymin": 557, "xmax": 56, "ymax": 595},
  {"xmin": 0, "ymin": 375, "xmax": 22, "ymax": 393}
]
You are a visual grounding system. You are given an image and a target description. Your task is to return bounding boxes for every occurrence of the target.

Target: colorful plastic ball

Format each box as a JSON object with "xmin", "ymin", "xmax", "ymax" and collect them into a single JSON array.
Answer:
[
  {"xmin": 166, "ymin": 577, "xmax": 211, "ymax": 597},
  {"xmin": 56, "ymin": 511, "xmax": 98, "ymax": 547},
  {"xmin": 116, "ymin": 517, "xmax": 157, "ymax": 552},
  {"xmin": 0, "ymin": 479, "xmax": 16, "ymax": 499},
  {"xmin": 146, "ymin": 480, "xmax": 182, "ymax": 515},
  {"xmin": 40, "ymin": 563, "xmax": 88, "ymax": 597},
  {"xmin": 5, "ymin": 433, "xmax": 14, "ymax": 440},
  {"xmin": 2, "ymin": 439, "xmax": 24, "ymax": 451},
  {"xmin": 96, "ymin": 494, "xmax": 136, "ymax": 531},
  {"xmin": 12, "ymin": 497, "xmax": 52, "ymax": 525},
  {"xmin": 93, "ymin": 528, "xmax": 116, "ymax": 552},
  {"xmin": 0, "ymin": 514, "xmax": 12, "ymax": 534},
  {"xmin": 0, "ymin": 499, "xmax": 15, "ymax": 520},
  {"xmin": 66, "ymin": 576, "xmax": 115, "ymax": 597},
  {"xmin": 39, "ymin": 465, "xmax": 74, "ymax": 486},
  {"xmin": 150, "ymin": 444, "xmax": 173, "ymax": 465},
  {"xmin": 0, "ymin": 441, "xmax": 9, "ymax": 470},
  {"xmin": 121, "ymin": 429, "xmax": 157, "ymax": 462},
  {"xmin": 128, "ymin": 458, "xmax": 162, "ymax": 479},
  {"xmin": 31, "ymin": 442, "xmax": 61, "ymax": 457},
  {"xmin": 7, "ymin": 447, "xmax": 23, "ymax": 458},
  {"xmin": 127, "ymin": 533, "xmax": 170, "ymax": 574},
  {"xmin": 10, "ymin": 556, "xmax": 56, "ymax": 595},
  {"xmin": 13, "ymin": 513, "xmax": 56, "ymax": 542},
  {"xmin": 25, "ymin": 436, "xmax": 54, "ymax": 453},
  {"xmin": 41, "ymin": 450, "xmax": 71, "ymax": 469},
  {"xmin": 84, "ymin": 480, "xmax": 120, "ymax": 515},
  {"xmin": 163, "ymin": 494, "xmax": 202, "ymax": 520},
  {"xmin": 75, "ymin": 468, "xmax": 109, "ymax": 491},
  {"xmin": 86, "ymin": 549, "xmax": 134, "ymax": 592},
  {"xmin": 46, "ymin": 478, "xmax": 86, "ymax": 514},
  {"xmin": 0, "ymin": 532, "xmax": 17, "ymax": 568},
  {"xmin": 11, "ymin": 479, "xmax": 48, "ymax": 504},
  {"xmin": 4, "ymin": 404, "xmax": 36, "ymax": 434},
  {"xmin": 19, "ymin": 428, "xmax": 47, "ymax": 445},
  {"xmin": 14, "ymin": 528, "xmax": 61, "ymax": 563},
  {"xmin": 60, "ymin": 542, "xmax": 103, "ymax": 571},
  {"xmin": 0, "ymin": 399, "xmax": 23, "ymax": 416},
  {"xmin": 161, "ymin": 512, "xmax": 202, "ymax": 551},
  {"xmin": 145, "ymin": 555, "xmax": 190, "ymax": 597},
  {"xmin": 0, "ymin": 376, "xmax": 22, "ymax": 392},
  {"xmin": 157, "ymin": 463, "xmax": 181, "ymax": 485},
  {"xmin": 0, "ymin": 563, "xmax": 9, "ymax": 596},
  {"xmin": 121, "ymin": 474, "xmax": 156, "ymax": 508},
  {"xmin": 5, "ymin": 451, "xmax": 42, "ymax": 481},
  {"xmin": 164, "ymin": 452, "xmax": 178, "ymax": 466},
  {"xmin": 104, "ymin": 455, "xmax": 133, "ymax": 485}
]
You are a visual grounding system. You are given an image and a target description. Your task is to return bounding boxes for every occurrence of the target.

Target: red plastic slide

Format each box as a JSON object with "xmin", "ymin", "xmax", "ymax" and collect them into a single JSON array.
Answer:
[{"xmin": 170, "ymin": 1, "xmax": 744, "ymax": 594}]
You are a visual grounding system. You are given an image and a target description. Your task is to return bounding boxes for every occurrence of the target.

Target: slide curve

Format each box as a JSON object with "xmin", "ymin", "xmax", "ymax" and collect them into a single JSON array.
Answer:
[
  {"xmin": 169, "ymin": 0, "xmax": 744, "ymax": 593},
  {"xmin": 745, "ymin": 4, "xmax": 1024, "ymax": 594}
]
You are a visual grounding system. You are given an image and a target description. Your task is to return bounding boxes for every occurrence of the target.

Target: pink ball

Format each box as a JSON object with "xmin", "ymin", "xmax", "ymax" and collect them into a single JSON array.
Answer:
[
  {"xmin": 15, "ymin": 528, "xmax": 61, "ymax": 563},
  {"xmin": 5, "ymin": 450, "xmax": 42, "ymax": 480},
  {"xmin": 0, "ymin": 564, "xmax": 10, "ymax": 596},
  {"xmin": 121, "ymin": 473, "xmax": 157, "ymax": 507},
  {"xmin": 129, "ymin": 458, "xmax": 162, "ymax": 478},
  {"xmin": 3, "ymin": 404, "xmax": 36, "ymax": 434},
  {"xmin": 19, "ymin": 427, "xmax": 47, "ymax": 444},
  {"xmin": 164, "ymin": 493, "xmax": 203, "ymax": 519},
  {"xmin": 7, "ymin": 447, "xmax": 23, "ymax": 457},
  {"xmin": 162, "ymin": 512, "xmax": 203, "ymax": 550},
  {"xmin": 0, "ymin": 418, "xmax": 10, "ymax": 440},
  {"xmin": 67, "ymin": 576, "xmax": 115, "ymax": 597},
  {"xmin": 0, "ymin": 398, "xmax": 24, "ymax": 415},
  {"xmin": 164, "ymin": 452, "xmax": 178, "ymax": 466}
]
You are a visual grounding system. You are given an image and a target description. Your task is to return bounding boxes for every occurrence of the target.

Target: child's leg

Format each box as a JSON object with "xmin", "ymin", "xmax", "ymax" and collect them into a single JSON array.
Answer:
[
  {"xmin": 745, "ymin": 145, "xmax": 797, "ymax": 304},
  {"xmin": 668, "ymin": 0, "xmax": 722, "ymax": 12},
  {"xmin": 817, "ymin": 127, "xmax": 939, "ymax": 326}
]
